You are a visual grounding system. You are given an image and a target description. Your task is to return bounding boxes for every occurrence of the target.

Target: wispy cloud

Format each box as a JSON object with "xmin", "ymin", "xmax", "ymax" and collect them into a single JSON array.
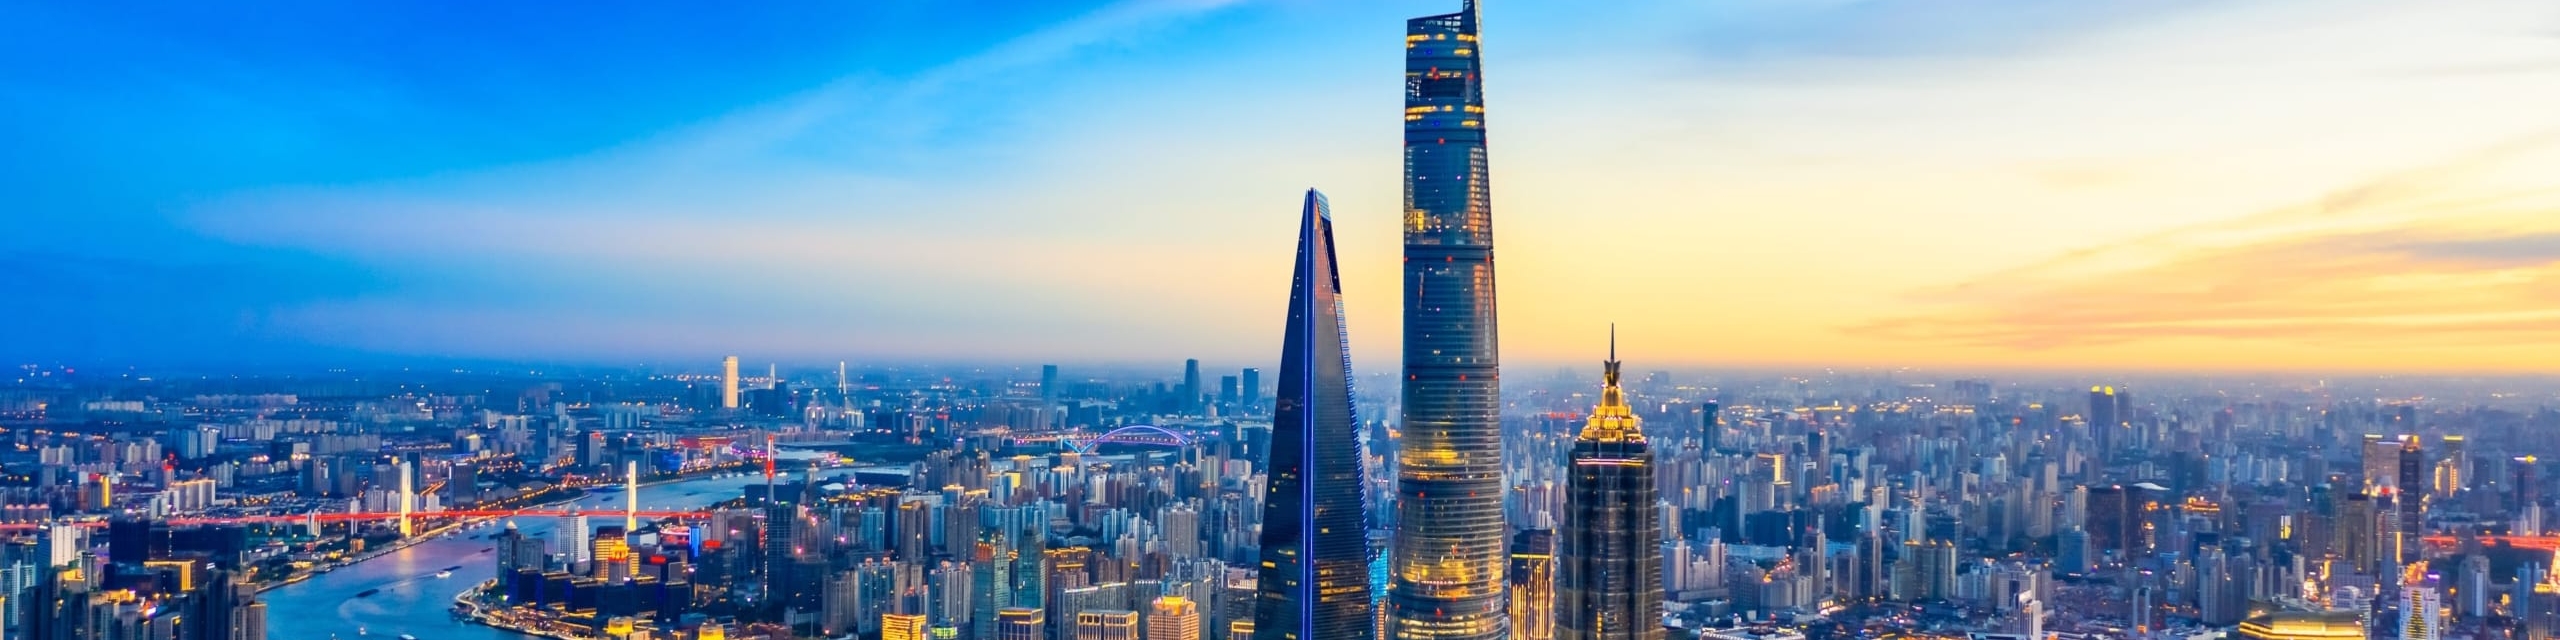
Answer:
[{"xmin": 1855, "ymin": 136, "xmax": 2560, "ymax": 351}]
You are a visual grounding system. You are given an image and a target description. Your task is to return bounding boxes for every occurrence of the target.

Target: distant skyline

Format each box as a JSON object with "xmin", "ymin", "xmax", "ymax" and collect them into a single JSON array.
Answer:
[{"xmin": 8, "ymin": 1, "xmax": 2560, "ymax": 372}]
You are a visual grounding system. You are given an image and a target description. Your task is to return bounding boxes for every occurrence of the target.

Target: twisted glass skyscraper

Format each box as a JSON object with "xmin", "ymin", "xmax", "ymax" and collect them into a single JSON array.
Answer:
[
  {"xmin": 1253, "ymin": 189, "xmax": 1374, "ymax": 640},
  {"xmin": 1393, "ymin": 2, "xmax": 1506, "ymax": 640}
]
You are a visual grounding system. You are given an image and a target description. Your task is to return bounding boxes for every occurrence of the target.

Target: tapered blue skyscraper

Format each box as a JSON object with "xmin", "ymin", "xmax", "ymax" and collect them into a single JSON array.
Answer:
[{"xmin": 1254, "ymin": 189, "xmax": 1374, "ymax": 640}]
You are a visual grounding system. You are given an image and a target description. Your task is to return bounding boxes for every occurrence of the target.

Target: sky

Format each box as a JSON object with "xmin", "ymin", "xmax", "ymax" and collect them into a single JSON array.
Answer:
[{"xmin": 6, "ymin": 0, "xmax": 2560, "ymax": 374}]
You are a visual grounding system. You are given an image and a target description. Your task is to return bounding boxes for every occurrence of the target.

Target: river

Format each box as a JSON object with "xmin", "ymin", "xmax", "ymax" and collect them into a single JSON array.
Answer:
[{"xmin": 261, "ymin": 474, "xmax": 777, "ymax": 640}]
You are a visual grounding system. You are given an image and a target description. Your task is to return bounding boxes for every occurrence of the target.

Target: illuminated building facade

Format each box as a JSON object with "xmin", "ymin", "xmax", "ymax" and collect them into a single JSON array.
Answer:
[
  {"xmin": 997, "ymin": 607, "xmax": 1045, "ymax": 640},
  {"xmin": 2401, "ymin": 585, "xmax": 2441, "ymax": 640},
  {"xmin": 885, "ymin": 613, "xmax": 931, "ymax": 640},
  {"xmin": 2236, "ymin": 610, "xmax": 2368, "ymax": 640},
  {"xmin": 591, "ymin": 525, "xmax": 631, "ymax": 580},
  {"xmin": 1393, "ymin": 2, "xmax": 1508, "ymax": 639},
  {"xmin": 2398, "ymin": 438, "xmax": 2426, "ymax": 560},
  {"xmin": 2089, "ymin": 386, "xmax": 2119, "ymax": 460},
  {"xmin": 1077, "ymin": 610, "xmax": 1139, "ymax": 640},
  {"xmin": 1554, "ymin": 338, "xmax": 1664, "ymax": 640},
  {"xmin": 1507, "ymin": 530, "xmax": 1553, "ymax": 640},
  {"xmin": 1152, "ymin": 595, "xmax": 1203, "ymax": 640},
  {"xmin": 1254, "ymin": 189, "xmax": 1374, "ymax": 640}
]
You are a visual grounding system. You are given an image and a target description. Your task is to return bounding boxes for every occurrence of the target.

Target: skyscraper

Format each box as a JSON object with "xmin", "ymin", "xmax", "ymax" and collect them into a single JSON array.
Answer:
[
  {"xmin": 560, "ymin": 511, "xmax": 592, "ymax": 565},
  {"xmin": 1394, "ymin": 2, "xmax": 1507, "ymax": 639},
  {"xmin": 1242, "ymin": 368, "xmax": 1262, "ymax": 408},
  {"xmin": 1185, "ymin": 359, "xmax": 1204, "ymax": 413},
  {"xmin": 1555, "ymin": 335, "xmax": 1663, "ymax": 640},
  {"xmin": 1079, "ymin": 610, "xmax": 1141, "ymax": 640},
  {"xmin": 2403, "ymin": 584, "xmax": 2442, "ymax": 640},
  {"xmin": 1254, "ymin": 189, "xmax": 1373, "ymax": 640},
  {"xmin": 2088, "ymin": 386, "xmax": 2118, "ymax": 461},
  {"xmin": 2399, "ymin": 437, "xmax": 2427, "ymax": 559},
  {"xmin": 1152, "ymin": 595, "xmax": 1203, "ymax": 640},
  {"xmin": 1508, "ymin": 530, "xmax": 1555, "ymax": 640},
  {"xmin": 724, "ymin": 356, "xmax": 742, "ymax": 409},
  {"xmin": 998, "ymin": 607, "xmax": 1046, "ymax": 640},
  {"xmin": 1043, "ymin": 364, "xmax": 1060, "ymax": 401}
]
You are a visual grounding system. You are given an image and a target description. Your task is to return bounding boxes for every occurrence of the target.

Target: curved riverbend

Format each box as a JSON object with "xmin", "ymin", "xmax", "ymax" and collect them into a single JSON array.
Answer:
[{"xmin": 261, "ymin": 474, "xmax": 775, "ymax": 640}]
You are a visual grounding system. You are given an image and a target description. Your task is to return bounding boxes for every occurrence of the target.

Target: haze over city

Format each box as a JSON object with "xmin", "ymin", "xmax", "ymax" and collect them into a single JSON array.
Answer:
[
  {"xmin": 11, "ymin": 0, "xmax": 2560, "ymax": 371},
  {"xmin": 10, "ymin": 3, "xmax": 2560, "ymax": 640}
]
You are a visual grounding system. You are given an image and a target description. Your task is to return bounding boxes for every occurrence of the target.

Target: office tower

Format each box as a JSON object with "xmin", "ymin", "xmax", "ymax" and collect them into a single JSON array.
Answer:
[
  {"xmin": 2089, "ymin": 386, "xmax": 2118, "ymax": 461},
  {"xmin": 1152, "ymin": 595, "xmax": 1203, "ymax": 640},
  {"xmin": 2520, "ymin": 456, "xmax": 2543, "ymax": 511},
  {"xmin": 2086, "ymin": 486, "xmax": 2130, "ymax": 561},
  {"xmin": 1080, "ymin": 610, "xmax": 1141, "ymax": 640},
  {"xmin": 1699, "ymin": 402, "xmax": 1721, "ymax": 452},
  {"xmin": 998, "ymin": 607, "xmax": 1046, "ymax": 640},
  {"xmin": 2436, "ymin": 435, "xmax": 2467, "ymax": 497},
  {"xmin": 1393, "ymin": 2, "xmax": 1506, "ymax": 639},
  {"xmin": 976, "ymin": 532, "xmax": 1018, "ymax": 640},
  {"xmin": 2341, "ymin": 492, "xmax": 2379, "ymax": 574},
  {"xmin": 2236, "ymin": 611, "xmax": 2367, "ymax": 640},
  {"xmin": 592, "ymin": 525, "xmax": 631, "ymax": 580},
  {"xmin": 1555, "ymin": 337, "xmax": 1664, "ymax": 640},
  {"xmin": 1185, "ymin": 360, "xmax": 1203, "ymax": 412},
  {"xmin": 1241, "ymin": 368, "xmax": 1261, "ymax": 408},
  {"xmin": 2399, "ymin": 438, "xmax": 2426, "ymax": 557},
  {"xmin": 495, "ymin": 520, "xmax": 546, "ymax": 589},
  {"xmin": 887, "ymin": 613, "xmax": 933, "ymax": 640},
  {"xmin": 2365, "ymin": 435, "xmax": 2401, "ymax": 493},
  {"xmin": 1254, "ymin": 189, "xmax": 1374, "ymax": 640},
  {"xmin": 1043, "ymin": 365, "xmax": 1060, "ymax": 400},
  {"xmin": 559, "ymin": 512, "xmax": 592, "ymax": 565},
  {"xmin": 768, "ymin": 503, "xmax": 804, "ymax": 613},
  {"xmin": 1507, "ymin": 531, "xmax": 1554, "ymax": 640},
  {"xmin": 724, "ymin": 356, "xmax": 742, "ymax": 409},
  {"xmin": 2403, "ymin": 585, "xmax": 2442, "ymax": 640},
  {"xmin": 1220, "ymin": 376, "xmax": 1240, "ymax": 406}
]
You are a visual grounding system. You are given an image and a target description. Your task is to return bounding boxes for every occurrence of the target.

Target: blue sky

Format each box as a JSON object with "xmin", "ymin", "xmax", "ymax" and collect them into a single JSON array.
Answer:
[{"xmin": 9, "ymin": 0, "xmax": 2560, "ymax": 372}]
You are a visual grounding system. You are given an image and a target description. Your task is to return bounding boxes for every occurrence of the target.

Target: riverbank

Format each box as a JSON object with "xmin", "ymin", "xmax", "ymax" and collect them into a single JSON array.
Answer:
[
  {"xmin": 454, "ymin": 580, "xmax": 595, "ymax": 640},
  {"xmin": 255, "ymin": 463, "xmax": 756, "ymax": 594}
]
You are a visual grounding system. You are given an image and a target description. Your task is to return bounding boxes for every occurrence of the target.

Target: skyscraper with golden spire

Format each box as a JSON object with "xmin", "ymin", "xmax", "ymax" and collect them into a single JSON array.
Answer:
[{"xmin": 1554, "ymin": 328, "xmax": 1664, "ymax": 640}]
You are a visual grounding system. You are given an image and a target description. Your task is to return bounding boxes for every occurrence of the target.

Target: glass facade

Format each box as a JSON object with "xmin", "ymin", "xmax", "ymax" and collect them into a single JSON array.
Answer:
[
  {"xmin": 1393, "ymin": 3, "xmax": 1507, "ymax": 640},
  {"xmin": 1255, "ymin": 190, "xmax": 1375, "ymax": 640},
  {"xmin": 1556, "ymin": 343, "xmax": 1663, "ymax": 640}
]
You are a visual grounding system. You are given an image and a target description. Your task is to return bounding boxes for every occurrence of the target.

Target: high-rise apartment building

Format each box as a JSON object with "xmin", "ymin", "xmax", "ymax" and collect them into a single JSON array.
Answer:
[
  {"xmin": 1555, "ymin": 338, "xmax": 1663, "ymax": 640},
  {"xmin": 558, "ymin": 512, "xmax": 591, "ymax": 565},
  {"xmin": 1253, "ymin": 190, "xmax": 1373, "ymax": 640},
  {"xmin": 1392, "ymin": 3, "xmax": 1508, "ymax": 639}
]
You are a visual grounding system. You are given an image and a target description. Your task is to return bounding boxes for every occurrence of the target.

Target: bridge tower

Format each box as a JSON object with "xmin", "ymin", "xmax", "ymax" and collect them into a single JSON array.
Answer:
[
  {"xmin": 626, "ymin": 461, "xmax": 639, "ymax": 531},
  {"xmin": 396, "ymin": 459, "xmax": 415, "ymax": 537}
]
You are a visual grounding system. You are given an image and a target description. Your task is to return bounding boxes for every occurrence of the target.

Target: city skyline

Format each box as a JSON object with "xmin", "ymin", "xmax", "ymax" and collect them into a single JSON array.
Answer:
[
  {"xmin": 10, "ymin": 2, "xmax": 2560, "ymax": 638},
  {"xmin": 9, "ymin": 2, "xmax": 2560, "ymax": 372}
]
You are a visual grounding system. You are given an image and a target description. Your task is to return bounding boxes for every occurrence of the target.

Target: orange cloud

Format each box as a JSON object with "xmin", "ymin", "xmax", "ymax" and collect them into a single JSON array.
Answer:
[{"xmin": 1857, "ymin": 137, "xmax": 2560, "ymax": 355}]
